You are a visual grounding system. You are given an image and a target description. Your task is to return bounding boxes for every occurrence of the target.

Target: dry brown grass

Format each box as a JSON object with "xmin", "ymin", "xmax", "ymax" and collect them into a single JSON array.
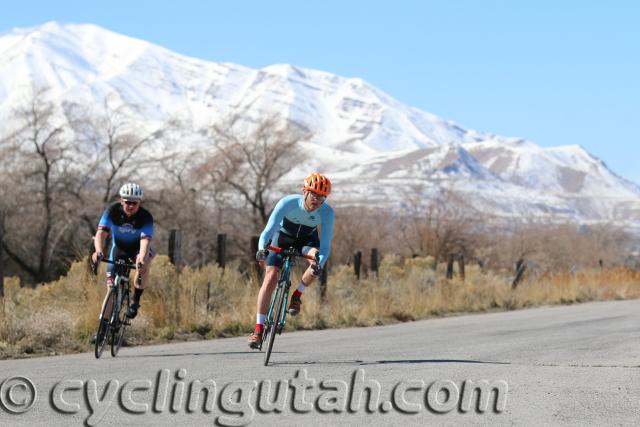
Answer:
[{"xmin": 1, "ymin": 255, "xmax": 639, "ymax": 358}]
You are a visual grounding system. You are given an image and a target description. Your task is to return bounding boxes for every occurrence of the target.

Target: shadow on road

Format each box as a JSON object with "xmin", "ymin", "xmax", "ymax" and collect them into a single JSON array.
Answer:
[
  {"xmin": 270, "ymin": 360, "xmax": 364, "ymax": 367},
  {"xmin": 359, "ymin": 359, "xmax": 511, "ymax": 366},
  {"xmin": 120, "ymin": 350, "xmax": 284, "ymax": 358},
  {"xmin": 268, "ymin": 358, "xmax": 510, "ymax": 367}
]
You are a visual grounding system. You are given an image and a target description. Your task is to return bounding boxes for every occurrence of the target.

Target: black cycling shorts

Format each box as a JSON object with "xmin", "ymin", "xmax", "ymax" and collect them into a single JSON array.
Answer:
[
  {"xmin": 265, "ymin": 230, "xmax": 319, "ymax": 268},
  {"xmin": 106, "ymin": 244, "xmax": 154, "ymax": 277}
]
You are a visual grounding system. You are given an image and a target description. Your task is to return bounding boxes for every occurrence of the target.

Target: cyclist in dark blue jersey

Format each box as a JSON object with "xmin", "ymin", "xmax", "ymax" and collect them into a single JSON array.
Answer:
[
  {"xmin": 249, "ymin": 172, "xmax": 334, "ymax": 349},
  {"xmin": 91, "ymin": 183, "xmax": 154, "ymax": 322}
]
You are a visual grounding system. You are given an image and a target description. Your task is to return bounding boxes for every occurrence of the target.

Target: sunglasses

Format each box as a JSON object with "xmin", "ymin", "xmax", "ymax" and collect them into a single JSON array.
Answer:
[
  {"xmin": 308, "ymin": 192, "xmax": 326, "ymax": 200},
  {"xmin": 123, "ymin": 200, "xmax": 140, "ymax": 206}
]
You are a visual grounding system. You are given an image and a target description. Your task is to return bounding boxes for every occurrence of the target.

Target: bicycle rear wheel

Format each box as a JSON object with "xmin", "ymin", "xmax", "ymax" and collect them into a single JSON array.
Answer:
[
  {"xmin": 111, "ymin": 288, "xmax": 129, "ymax": 357},
  {"xmin": 263, "ymin": 285, "xmax": 286, "ymax": 366},
  {"xmin": 94, "ymin": 288, "xmax": 116, "ymax": 359}
]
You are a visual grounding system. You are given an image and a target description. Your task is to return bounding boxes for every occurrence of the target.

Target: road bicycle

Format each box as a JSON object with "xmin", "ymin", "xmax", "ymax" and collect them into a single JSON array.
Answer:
[
  {"xmin": 91, "ymin": 257, "xmax": 141, "ymax": 358},
  {"xmin": 261, "ymin": 245, "xmax": 317, "ymax": 366}
]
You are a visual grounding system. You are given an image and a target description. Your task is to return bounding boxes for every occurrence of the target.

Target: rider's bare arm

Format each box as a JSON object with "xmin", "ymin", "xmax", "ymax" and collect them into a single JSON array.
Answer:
[
  {"xmin": 138, "ymin": 237, "xmax": 151, "ymax": 265},
  {"xmin": 93, "ymin": 229, "xmax": 110, "ymax": 262}
]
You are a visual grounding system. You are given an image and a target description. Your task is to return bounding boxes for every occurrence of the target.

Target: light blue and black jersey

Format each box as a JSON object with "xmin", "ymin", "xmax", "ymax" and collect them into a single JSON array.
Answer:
[
  {"xmin": 98, "ymin": 203, "xmax": 154, "ymax": 257},
  {"xmin": 259, "ymin": 194, "xmax": 334, "ymax": 267}
]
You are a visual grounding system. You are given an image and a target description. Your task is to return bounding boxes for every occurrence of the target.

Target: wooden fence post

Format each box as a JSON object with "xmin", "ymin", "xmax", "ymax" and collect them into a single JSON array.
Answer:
[
  {"xmin": 457, "ymin": 254, "xmax": 465, "ymax": 281},
  {"xmin": 512, "ymin": 258, "xmax": 526, "ymax": 289},
  {"xmin": 217, "ymin": 233, "xmax": 227, "ymax": 269},
  {"xmin": 251, "ymin": 235, "xmax": 259, "ymax": 255},
  {"xmin": 446, "ymin": 254, "xmax": 455, "ymax": 279},
  {"xmin": 370, "ymin": 248, "xmax": 379, "ymax": 279},
  {"xmin": 319, "ymin": 263, "xmax": 328, "ymax": 302},
  {"xmin": 0, "ymin": 210, "xmax": 4, "ymax": 299},
  {"xmin": 354, "ymin": 251, "xmax": 362, "ymax": 280},
  {"xmin": 251, "ymin": 235, "xmax": 262, "ymax": 284},
  {"xmin": 168, "ymin": 229, "xmax": 183, "ymax": 272}
]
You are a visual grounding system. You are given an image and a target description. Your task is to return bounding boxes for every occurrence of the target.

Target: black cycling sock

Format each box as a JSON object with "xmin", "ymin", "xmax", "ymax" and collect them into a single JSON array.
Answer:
[{"xmin": 133, "ymin": 288, "xmax": 144, "ymax": 305}]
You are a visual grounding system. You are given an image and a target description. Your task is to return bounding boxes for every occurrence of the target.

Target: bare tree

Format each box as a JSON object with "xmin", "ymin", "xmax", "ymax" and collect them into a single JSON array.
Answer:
[
  {"xmin": 0, "ymin": 88, "xmax": 71, "ymax": 282},
  {"xmin": 65, "ymin": 94, "xmax": 168, "ymax": 205},
  {"xmin": 201, "ymin": 115, "xmax": 307, "ymax": 226},
  {"xmin": 153, "ymin": 150, "xmax": 224, "ymax": 266}
]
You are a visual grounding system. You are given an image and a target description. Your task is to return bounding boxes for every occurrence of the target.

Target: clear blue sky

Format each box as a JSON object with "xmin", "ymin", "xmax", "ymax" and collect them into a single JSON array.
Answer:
[{"xmin": 3, "ymin": 1, "xmax": 639, "ymax": 183}]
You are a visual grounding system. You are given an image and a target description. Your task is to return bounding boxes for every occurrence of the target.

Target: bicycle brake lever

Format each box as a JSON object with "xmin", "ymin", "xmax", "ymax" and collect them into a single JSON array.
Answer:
[{"xmin": 91, "ymin": 253, "xmax": 103, "ymax": 275}]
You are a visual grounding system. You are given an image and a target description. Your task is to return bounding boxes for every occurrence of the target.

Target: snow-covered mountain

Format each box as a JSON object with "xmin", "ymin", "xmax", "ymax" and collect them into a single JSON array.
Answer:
[{"xmin": 2, "ymin": 22, "xmax": 639, "ymax": 228}]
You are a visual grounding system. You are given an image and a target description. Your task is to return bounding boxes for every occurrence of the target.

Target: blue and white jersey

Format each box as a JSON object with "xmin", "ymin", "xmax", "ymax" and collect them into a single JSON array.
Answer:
[
  {"xmin": 259, "ymin": 194, "xmax": 334, "ymax": 267},
  {"xmin": 98, "ymin": 203, "xmax": 154, "ymax": 255}
]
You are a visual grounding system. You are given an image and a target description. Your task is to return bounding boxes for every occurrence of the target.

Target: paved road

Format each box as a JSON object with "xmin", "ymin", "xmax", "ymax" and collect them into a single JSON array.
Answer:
[{"xmin": 1, "ymin": 300, "xmax": 639, "ymax": 426}]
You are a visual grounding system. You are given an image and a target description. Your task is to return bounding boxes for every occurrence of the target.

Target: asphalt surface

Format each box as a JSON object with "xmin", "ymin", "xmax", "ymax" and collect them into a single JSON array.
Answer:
[{"xmin": 1, "ymin": 299, "xmax": 639, "ymax": 426}]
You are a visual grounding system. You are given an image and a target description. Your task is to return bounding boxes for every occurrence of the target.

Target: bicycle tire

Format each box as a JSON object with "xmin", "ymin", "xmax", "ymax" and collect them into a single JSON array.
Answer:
[
  {"xmin": 264, "ymin": 283, "xmax": 286, "ymax": 366},
  {"xmin": 111, "ymin": 285, "xmax": 129, "ymax": 357},
  {"xmin": 261, "ymin": 284, "xmax": 279, "ymax": 353},
  {"xmin": 94, "ymin": 287, "xmax": 116, "ymax": 359}
]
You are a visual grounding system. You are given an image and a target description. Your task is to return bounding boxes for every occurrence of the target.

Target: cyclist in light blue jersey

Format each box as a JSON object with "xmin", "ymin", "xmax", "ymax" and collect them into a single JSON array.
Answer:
[{"xmin": 249, "ymin": 172, "xmax": 334, "ymax": 349}]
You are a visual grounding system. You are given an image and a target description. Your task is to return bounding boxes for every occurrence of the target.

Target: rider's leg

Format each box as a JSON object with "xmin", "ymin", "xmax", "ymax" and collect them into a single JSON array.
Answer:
[
  {"xmin": 256, "ymin": 266, "xmax": 280, "ymax": 332},
  {"xmin": 299, "ymin": 247, "xmax": 320, "ymax": 289},
  {"xmin": 133, "ymin": 249, "xmax": 153, "ymax": 290},
  {"xmin": 100, "ymin": 247, "xmax": 117, "ymax": 320},
  {"xmin": 249, "ymin": 266, "xmax": 279, "ymax": 348},
  {"xmin": 99, "ymin": 285, "xmax": 114, "ymax": 320},
  {"xmin": 93, "ymin": 286, "xmax": 115, "ymax": 343},
  {"xmin": 129, "ymin": 250, "xmax": 154, "ymax": 319},
  {"xmin": 254, "ymin": 233, "xmax": 289, "ymax": 333},
  {"xmin": 289, "ymin": 248, "xmax": 320, "ymax": 316}
]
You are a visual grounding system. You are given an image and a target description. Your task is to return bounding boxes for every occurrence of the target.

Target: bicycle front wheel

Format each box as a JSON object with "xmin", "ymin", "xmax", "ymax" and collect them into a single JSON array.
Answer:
[
  {"xmin": 94, "ymin": 288, "xmax": 116, "ymax": 359},
  {"xmin": 264, "ymin": 284, "xmax": 286, "ymax": 366},
  {"xmin": 111, "ymin": 287, "xmax": 129, "ymax": 357}
]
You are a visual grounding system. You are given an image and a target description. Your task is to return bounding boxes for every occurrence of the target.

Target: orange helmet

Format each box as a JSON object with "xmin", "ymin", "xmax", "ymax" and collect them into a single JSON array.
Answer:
[{"xmin": 303, "ymin": 172, "xmax": 331, "ymax": 196}]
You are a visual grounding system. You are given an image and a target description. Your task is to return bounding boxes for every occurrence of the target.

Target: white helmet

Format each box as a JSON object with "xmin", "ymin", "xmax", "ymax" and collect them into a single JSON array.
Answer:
[{"xmin": 119, "ymin": 183, "xmax": 144, "ymax": 200}]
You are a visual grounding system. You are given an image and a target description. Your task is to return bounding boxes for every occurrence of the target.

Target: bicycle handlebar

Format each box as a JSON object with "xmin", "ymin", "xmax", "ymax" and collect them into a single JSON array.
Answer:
[
  {"xmin": 267, "ymin": 245, "xmax": 318, "ymax": 261},
  {"xmin": 99, "ymin": 258, "xmax": 142, "ymax": 270},
  {"xmin": 90, "ymin": 255, "xmax": 143, "ymax": 280}
]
